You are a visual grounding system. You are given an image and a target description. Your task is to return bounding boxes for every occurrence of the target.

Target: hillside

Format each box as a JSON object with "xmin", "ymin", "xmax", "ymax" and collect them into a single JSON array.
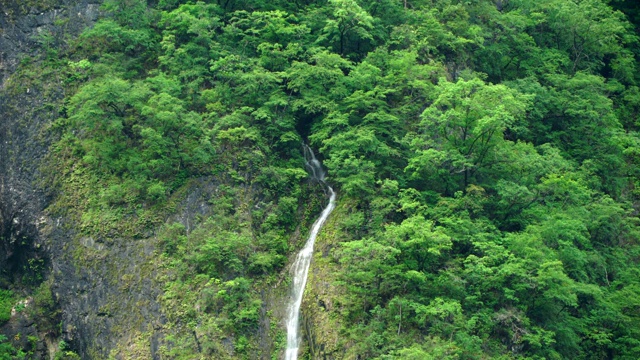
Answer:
[{"xmin": 2, "ymin": 0, "xmax": 640, "ymax": 359}]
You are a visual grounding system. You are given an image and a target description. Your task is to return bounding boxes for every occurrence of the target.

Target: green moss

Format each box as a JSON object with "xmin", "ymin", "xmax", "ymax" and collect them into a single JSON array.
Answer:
[
  {"xmin": 28, "ymin": 279, "xmax": 62, "ymax": 335},
  {"xmin": 109, "ymin": 330, "xmax": 153, "ymax": 360},
  {"xmin": 300, "ymin": 197, "xmax": 351, "ymax": 359},
  {"xmin": 0, "ymin": 0, "xmax": 57, "ymax": 19}
]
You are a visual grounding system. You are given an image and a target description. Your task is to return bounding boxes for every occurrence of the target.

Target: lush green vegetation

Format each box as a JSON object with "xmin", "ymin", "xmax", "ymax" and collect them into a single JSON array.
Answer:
[
  {"xmin": 0, "ymin": 335, "xmax": 23, "ymax": 360},
  {"xmin": 27, "ymin": 0, "xmax": 640, "ymax": 358},
  {"xmin": 0, "ymin": 290, "xmax": 14, "ymax": 325},
  {"xmin": 0, "ymin": 334, "xmax": 78, "ymax": 360}
]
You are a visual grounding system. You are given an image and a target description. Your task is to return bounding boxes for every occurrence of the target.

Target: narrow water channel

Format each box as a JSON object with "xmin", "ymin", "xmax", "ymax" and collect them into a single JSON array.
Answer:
[{"xmin": 285, "ymin": 146, "xmax": 336, "ymax": 360}]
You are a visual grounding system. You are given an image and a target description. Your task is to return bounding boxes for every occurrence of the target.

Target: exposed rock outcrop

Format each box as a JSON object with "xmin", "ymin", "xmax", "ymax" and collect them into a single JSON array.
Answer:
[{"xmin": 0, "ymin": 0, "xmax": 100, "ymax": 288}]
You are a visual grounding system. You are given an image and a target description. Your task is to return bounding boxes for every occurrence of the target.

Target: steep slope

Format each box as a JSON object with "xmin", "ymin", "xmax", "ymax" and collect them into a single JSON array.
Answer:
[
  {"xmin": 3, "ymin": 0, "xmax": 640, "ymax": 359},
  {"xmin": 1, "ymin": 1, "xmax": 102, "ymax": 357}
]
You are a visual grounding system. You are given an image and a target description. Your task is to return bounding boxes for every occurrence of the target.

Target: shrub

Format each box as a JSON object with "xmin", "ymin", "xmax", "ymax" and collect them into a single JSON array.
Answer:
[{"xmin": 0, "ymin": 290, "xmax": 14, "ymax": 324}]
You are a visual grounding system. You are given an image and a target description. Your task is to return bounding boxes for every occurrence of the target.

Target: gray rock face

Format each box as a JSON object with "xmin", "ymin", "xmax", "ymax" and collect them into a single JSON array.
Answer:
[{"xmin": 0, "ymin": 0, "xmax": 101, "ymax": 283}]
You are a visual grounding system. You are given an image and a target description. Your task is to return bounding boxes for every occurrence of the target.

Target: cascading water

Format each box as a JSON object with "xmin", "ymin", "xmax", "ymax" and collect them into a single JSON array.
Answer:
[{"xmin": 285, "ymin": 145, "xmax": 336, "ymax": 360}]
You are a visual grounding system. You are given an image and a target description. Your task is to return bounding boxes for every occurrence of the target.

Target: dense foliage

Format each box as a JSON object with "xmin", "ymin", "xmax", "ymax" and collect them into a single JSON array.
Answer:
[
  {"xmin": 33, "ymin": 0, "xmax": 640, "ymax": 358},
  {"xmin": 0, "ymin": 290, "xmax": 14, "ymax": 325}
]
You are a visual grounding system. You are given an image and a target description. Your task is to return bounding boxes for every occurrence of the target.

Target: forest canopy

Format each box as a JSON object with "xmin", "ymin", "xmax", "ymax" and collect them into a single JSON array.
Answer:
[{"xmin": 21, "ymin": 0, "xmax": 640, "ymax": 358}]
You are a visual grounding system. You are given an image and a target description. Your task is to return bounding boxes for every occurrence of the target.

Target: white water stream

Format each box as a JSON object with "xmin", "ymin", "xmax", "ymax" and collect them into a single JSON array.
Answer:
[{"xmin": 284, "ymin": 146, "xmax": 336, "ymax": 360}]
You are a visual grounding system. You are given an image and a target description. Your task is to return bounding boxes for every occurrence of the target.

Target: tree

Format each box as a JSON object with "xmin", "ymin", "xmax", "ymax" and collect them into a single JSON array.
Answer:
[
  {"xmin": 320, "ymin": 0, "xmax": 374, "ymax": 57},
  {"xmin": 406, "ymin": 77, "xmax": 531, "ymax": 194}
]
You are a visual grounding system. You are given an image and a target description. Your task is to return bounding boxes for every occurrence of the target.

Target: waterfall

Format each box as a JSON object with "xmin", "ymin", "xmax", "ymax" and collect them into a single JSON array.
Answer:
[{"xmin": 285, "ymin": 145, "xmax": 336, "ymax": 360}]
